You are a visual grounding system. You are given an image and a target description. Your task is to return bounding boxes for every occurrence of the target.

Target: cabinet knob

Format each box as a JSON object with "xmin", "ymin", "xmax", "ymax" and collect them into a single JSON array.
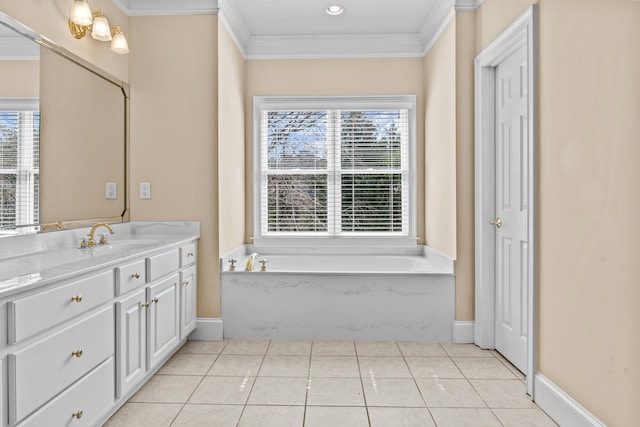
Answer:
[
  {"xmin": 131, "ymin": 273, "xmax": 140, "ymax": 279},
  {"xmin": 152, "ymin": 297, "xmax": 159, "ymax": 304},
  {"xmin": 183, "ymin": 280, "xmax": 190, "ymax": 286},
  {"xmin": 72, "ymin": 410, "xmax": 83, "ymax": 419},
  {"xmin": 187, "ymin": 252, "xmax": 194, "ymax": 257},
  {"xmin": 141, "ymin": 302, "xmax": 150, "ymax": 308},
  {"xmin": 70, "ymin": 295, "xmax": 83, "ymax": 303},
  {"xmin": 71, "ymin": 349, "xmax": 83, "ymax": 358}
]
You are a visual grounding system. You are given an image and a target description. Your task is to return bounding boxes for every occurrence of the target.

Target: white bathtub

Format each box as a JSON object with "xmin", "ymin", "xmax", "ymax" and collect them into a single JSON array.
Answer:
[
  {"xmin": 220, "ymin": 246, "xmax": 455, "ymax": 340},
  {"xmin": 234, "ymin": 254, "xmax": 450, "ymax": 275}
]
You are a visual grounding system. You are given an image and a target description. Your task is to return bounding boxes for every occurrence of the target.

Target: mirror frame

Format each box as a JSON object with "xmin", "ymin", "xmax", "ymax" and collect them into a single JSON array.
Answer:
[{"xmin": 0, "ymin": 11, "xmax": 130, "ymax": 234}]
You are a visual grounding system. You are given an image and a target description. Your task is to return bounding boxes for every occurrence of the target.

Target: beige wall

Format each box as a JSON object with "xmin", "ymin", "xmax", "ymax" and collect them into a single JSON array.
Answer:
[
  {"xmin": 535, "ymin": 1, "xmax": 640, "ymax": 424},
  {"xmin": 423, "ymin": 19, "xmax": 456, "ymax": 259},
  {"xmin": 0, "ymin": 61, "xmax": 38, "ymax": 97},
  {"xmin": 454, "ymin": 12, "xmax": 477, "ymax": 321},
  {"xmin": 128, "ymin": 15, "xmax": 219, "ymax": 317},
  {"xmin": 0, "ymin": 0, "xmax": 128, "ymax": 81},
  {"xmin": 218, "ymin": 20, "xmax": 246, "ymax": 258},
  {"xmin": 245, "ymin": 58, "xmax": 426, "ymax": 243},
  {"xmin": 470, "ymin": 0, "xmax": 640, "ymax": 424}
]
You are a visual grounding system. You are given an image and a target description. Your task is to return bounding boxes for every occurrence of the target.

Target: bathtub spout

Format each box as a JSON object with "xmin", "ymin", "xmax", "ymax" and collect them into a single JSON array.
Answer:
[{"xmin": 245, "ymin": 253, "xmax": 259, "ymax": 271}]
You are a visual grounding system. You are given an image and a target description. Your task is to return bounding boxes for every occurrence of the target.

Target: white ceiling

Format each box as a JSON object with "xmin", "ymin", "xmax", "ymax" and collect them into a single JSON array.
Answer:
[{"xmin": 115, "ymin": 0, "xmax": 485, "ymax": 58}]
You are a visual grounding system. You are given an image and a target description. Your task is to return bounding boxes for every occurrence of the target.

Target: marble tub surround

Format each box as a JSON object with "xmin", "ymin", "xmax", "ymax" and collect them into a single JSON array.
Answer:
[
  {"xmin": 221, "ymin": 245, "xmax": 455, "ymax": 341},
  {"xmin": 0, "ymin": 222, "xmax": 199, "ymax": 296}
]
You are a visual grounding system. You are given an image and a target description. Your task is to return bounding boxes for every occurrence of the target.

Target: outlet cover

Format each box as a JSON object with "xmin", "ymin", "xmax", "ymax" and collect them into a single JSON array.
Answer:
[
  {"xmin": 106, "ymin": 182, "xmax": 117, "ymax": 199},
  {"xmin": 140, "ymin": 182, "xmax": 151, "ymax": 199}
]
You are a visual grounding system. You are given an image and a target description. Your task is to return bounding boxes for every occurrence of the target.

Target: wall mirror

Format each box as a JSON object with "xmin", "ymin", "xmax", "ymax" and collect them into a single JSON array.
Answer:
[{"xmin": 0, "ymin": 11, "xmax": 129, "ymax": 237}]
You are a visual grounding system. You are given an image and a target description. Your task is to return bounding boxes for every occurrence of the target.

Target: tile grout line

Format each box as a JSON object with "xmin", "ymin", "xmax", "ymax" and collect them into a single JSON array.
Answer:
[
  {"xmin": 399, "ymin": 341, "xmax": 441, "ymax": 426},
  {"xmin": 169, "ymin": 340, "xmax": 229, "ymax": 426},
  {"xmin": 234, "ymin": 339, "xmax": 271, "ymax": 426},
  {"xmin": 353, "ymin": 341, "xmax": 372, "ymax": 427},
  {"xmin": 303, "ymin": 340, "xmax": 314, "ymax": 426}
]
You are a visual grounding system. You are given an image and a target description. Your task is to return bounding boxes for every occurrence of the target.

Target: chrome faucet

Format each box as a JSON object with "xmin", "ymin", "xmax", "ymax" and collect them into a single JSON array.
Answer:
[
  {"xmin": 87, "ymin": 223, "xmax": 114, "ymax": 247},
  {"xmin": 245, "ymin": 253, "xmax": 259, "ymax": 271}
]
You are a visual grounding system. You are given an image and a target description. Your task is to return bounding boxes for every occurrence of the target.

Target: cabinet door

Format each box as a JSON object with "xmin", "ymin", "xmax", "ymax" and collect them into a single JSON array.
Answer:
[
  {"xmin": 147, "ymin": 274, "xmax": 180, "ymax": 369},
  {"xmin": 180, "ymin": 266, "xmax": 197, "ymax": 339},
  {"xmin": 115, "ymin": 288, "xmax": 147, "ymax": 398}
]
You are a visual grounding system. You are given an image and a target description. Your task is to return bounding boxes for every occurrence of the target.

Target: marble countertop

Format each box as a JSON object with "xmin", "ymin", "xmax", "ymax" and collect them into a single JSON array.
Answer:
[{"xmin": 0, "ymin": 222, "xmax": 199, "ymax": 298}]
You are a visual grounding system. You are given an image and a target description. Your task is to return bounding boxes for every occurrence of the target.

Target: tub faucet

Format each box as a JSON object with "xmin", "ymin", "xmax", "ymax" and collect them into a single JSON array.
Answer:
[{"xmin": 245, "ymin": 253, "xmax": 259, "ymax": 271}]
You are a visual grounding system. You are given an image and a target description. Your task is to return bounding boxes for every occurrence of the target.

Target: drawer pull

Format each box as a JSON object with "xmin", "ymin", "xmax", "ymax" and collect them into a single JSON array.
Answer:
[
  {"xmin": 72, "ymin": 410, "xmax": 83, "ymax": 419},
  {"xmin": 131, "ymin": 273, "xmax": 140, "ymax": 279},
  {"xmin": 183, "ymin": 280, "xmax": 190, "ymax": 286},
  {"xmin": 71, "ymin": 349, "xmax": 83, "ymax": 358},
  {"xmin": 152, "ymin": 297, "xmax": 159, "ymax": 304},
  {"xmin": 188, "ymin": 252, "xmax": 195, "ymax": 257},
  {"xmin": 70, "ymin": 295, "xmax": 83, "ymax": 303}
]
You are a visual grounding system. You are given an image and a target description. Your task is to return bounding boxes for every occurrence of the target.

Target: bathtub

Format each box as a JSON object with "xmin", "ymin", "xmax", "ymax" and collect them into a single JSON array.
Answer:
[
  {"xmin": 220, "ymin": 246, "xmax": 455, "ymax": 340},
  {"xmin": 242, "ymin": 254, "xmax": 446, "ymax": 274}
]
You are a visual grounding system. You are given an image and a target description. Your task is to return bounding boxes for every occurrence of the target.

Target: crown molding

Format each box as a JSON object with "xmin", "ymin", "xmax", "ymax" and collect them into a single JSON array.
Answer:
[
  {"xmin": 420, "ymin": 0, "xmax": 455, "ymax": 56},
  {"xmin": 455, "ymin": 0, "xmax": 485, "ymax": 12},
  {"xmin": 109, "ymin": 0, "xmax": 480, "ymax": 59},
  {"xmin": 111, "ymin": 0, "xmax": 218, "ymax": 16},
  {"xmin": 244, "ymin": 33, "xmax": 426, "ymax": 60},
  {"xmin": 218, "ymin": 0, "xmax": 249, "ymax": 57}
]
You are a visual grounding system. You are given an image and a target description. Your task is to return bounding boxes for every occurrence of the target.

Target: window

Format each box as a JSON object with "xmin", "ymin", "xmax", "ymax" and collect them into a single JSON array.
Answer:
[
  {"xmin": 0, "ymin": 99, "xmax": 40, "ymax": 233},
  {"xmin": 254, "ymin": 96, "xmax": 416, "ymax": 246}
]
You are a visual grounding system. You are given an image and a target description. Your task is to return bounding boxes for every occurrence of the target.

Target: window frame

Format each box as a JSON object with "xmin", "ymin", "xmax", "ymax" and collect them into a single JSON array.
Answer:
[
  {"xmin": 253, "ymin": 95, "xmax": 417, "ymax": 248},
  {"xmin": 0, "ymin": 98, "xmax": 39, "ymax": 234}
]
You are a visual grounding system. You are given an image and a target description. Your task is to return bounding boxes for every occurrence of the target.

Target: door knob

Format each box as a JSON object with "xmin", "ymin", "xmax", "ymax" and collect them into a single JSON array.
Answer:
[{"xmin": 490, "ymin": 217, "xmax": 502, "ymax": 228}]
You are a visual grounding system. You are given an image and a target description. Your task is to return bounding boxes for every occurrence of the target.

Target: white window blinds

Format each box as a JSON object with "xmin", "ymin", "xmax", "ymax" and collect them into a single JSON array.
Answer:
[
  {"xmin": 257, "ymin": 97, "xmax": 414, "ymax": 241},
  {"xmin": 0, "ymin": 109, "xmax": 40, "ymax": 231}
]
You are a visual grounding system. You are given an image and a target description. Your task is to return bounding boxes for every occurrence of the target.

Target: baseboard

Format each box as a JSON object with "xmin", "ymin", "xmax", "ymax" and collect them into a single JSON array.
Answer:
[
  {"xmin": 453, "ymin": 321, "xmax": 475, "ymax": 343},
  {"xmin": 534, "ymin": 373, "xmax": 606, "ymax": 427},
  {"xmin": 188, "ymin": 318, "xmax": 224, "ymax": 341}
]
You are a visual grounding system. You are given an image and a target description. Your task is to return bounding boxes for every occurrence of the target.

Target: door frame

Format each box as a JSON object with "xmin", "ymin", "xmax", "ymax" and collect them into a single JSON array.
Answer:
[{"xmin": 474, "ymin": 5, "xmax": 538, "ymax": 397}]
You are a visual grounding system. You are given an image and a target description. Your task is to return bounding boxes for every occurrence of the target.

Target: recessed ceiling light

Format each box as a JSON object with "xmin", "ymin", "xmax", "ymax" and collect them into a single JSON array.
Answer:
[{"xmin": 326, "ymin": 5, "xmax": 344, "ymax": 16}]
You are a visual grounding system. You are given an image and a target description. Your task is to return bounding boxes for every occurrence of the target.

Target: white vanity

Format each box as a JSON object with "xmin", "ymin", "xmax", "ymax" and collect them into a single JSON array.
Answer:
[{"xmin": 0, "ymin": 222, "xmax": 199, "ymax": 426}]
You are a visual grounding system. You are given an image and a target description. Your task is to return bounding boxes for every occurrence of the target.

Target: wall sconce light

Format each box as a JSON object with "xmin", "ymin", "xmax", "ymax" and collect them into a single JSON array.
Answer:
[{"xmin": 68, "ymin": 0, "xmax": 129, "ymax": 54}]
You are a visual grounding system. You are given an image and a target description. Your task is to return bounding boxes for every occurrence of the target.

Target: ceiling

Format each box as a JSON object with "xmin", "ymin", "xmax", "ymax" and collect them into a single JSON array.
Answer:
[{"xmin": 113, "ymin": 0, "xmax": 485, "ymax": 58}]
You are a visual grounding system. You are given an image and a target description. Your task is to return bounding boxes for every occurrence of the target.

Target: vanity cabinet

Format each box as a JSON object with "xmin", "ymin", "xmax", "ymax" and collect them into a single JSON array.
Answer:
[
  {"xmin": 115, "ymin": 288, "xmax": 147, "ymax": 398},
  {"xmin": 1, "ymin": 236, "xmax": 199, "ymax": 427},
  {"xmin": 115, "ymin": 242, "xmax": 196, "ymax": 399},
  {"xmin": 180, "ymin": 266, "xmax": 197, "ymax": 340},
  {"xmin": 146, "ymin": 274, "xmax": 180, "ymax": 369}
]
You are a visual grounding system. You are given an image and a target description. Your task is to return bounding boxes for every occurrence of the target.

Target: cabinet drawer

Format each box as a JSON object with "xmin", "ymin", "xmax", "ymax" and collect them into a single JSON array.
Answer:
[
  {"xmin": 17, "ymin": 358, "xmax": 114, "ymax": 427},
  {"xmin": 9, "ymin": 306, "xmax": 114, "ymax": 423},
  {"xmin": 146, "ymin": 248, "xmax": 179, "ymax": 282},
  {"xmin": 116, "ymin": 259, "xmax": 146, "ymax": 295},
  {"xmin": 8, "ymin": 270, "xmax": 114, "ymax": 344},
  {"xmin": 180, "ymin": 242, "xmax": 197, "ymax": 267}
]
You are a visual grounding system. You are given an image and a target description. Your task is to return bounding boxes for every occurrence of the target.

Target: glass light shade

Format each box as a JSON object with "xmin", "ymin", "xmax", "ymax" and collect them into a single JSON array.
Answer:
[
  {"xmin": 110, "ymin": 27, "xmax": 129, "ymax": 54},
  {"xmin": 70, "ymin": 0, "xmax": 93, "ymax": 26},
  {"xmin": 91, "ymin": 15, "xmax": 112, "ymax": 41}
]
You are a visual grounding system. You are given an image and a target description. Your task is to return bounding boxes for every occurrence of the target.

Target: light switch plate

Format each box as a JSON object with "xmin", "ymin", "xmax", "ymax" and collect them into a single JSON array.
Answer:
[
  {"xmin": 140, "ymin": 182, "xmax": 151, "ymax": 199},
  {"xmin": 106, "ymin": 182, "xmax": 117, "ymax": 199}
]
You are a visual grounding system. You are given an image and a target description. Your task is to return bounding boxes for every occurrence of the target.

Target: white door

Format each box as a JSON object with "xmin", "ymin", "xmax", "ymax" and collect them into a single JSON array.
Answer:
[{"xmin": 493, "ymin": 43, "xmax": 528, "ymax": 372}]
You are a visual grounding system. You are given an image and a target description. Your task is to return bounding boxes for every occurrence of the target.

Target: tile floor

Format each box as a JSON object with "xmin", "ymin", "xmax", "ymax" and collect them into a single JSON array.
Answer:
[{"xmin": 104, "ymin": 339, "xmax": 557, "ymax": 427}]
